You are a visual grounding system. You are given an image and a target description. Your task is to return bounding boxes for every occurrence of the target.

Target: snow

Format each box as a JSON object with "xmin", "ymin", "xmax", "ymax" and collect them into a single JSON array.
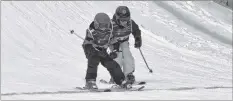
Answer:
[{"xmin": 1, "ymin": 1, "xmax": 232, "ymax": 100}]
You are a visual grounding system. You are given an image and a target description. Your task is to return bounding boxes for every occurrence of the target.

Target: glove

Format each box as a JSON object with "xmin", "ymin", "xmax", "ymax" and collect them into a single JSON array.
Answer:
[
  {"xmin": 108, "ymin": 42, "xmax": 120, "ymax": 59},
  {"xmin": 97, "ymin": 48, "xmax": 109, "ymax": 58},
  {"xmin": 134, "ymin": 36, "xmax": 142, "ymax": 48},
  {"xmin": 112, "ymin": 42, "xmax": 120, "ymax": 52},
  {"xmin": 109, "ymin": 51, "xmax": 117, "ymax": 59}
]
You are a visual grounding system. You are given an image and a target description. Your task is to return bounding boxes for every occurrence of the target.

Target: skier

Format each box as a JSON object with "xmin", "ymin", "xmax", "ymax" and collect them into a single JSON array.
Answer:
[
  {"xmin": 82, "ymin": 12, "xmax": 131, "ymax": 89},
  {"xmin": 109, "ymin": 6, "xmax": 142, "ymax": 84}
]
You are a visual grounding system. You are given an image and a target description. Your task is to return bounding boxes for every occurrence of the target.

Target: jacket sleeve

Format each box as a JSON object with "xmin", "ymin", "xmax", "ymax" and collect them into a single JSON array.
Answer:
[
  {"xmin": 82, "ymin": 29, "xmax": 93, "ymax": 46},
  {"xmin": 131, "ymin": 20, "xmax": 141, "ymax": 38},
  {"xmin": 82, "ymin": 29, "xmax": 95, "ymax": 57},
  {"xmin": 108, "ymin": 26, "xmax": 122, "ymax": 52}
]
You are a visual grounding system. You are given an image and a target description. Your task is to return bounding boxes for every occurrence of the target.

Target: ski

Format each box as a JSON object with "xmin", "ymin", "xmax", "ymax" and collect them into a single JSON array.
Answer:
[
  {"xmin": 75, "ymin": 85, "xmax": 145, "ymax": 92},
  {"xmin": 109, "ymin": 85, "xmax": 145, "ymax": 92},
  {"xmin": 75, "ymin": 87, "xmax": 110, "ymax": 92},
  {"xmin": 99, "ymin": 79, "xmax": 146, "ymax": 85}
]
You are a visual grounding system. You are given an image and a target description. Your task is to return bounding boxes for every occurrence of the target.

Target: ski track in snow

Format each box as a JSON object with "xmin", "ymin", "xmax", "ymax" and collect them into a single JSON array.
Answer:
[{"xmin": 1, "ymin": 1, "xmax": 232, "ymax": 100}]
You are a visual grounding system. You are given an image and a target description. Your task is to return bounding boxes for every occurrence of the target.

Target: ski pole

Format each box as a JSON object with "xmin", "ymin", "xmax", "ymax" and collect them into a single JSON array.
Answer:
[
  {"xmin": 139, "ymin": 48, "xmax": 153, "ymax": 73},
  {"xmin": 70, "ymin": 30, "xmax": 101, "ymax": 51},
  {"xmin": 70, "ymin": 30, "xmax": 84, "ymax": 40}
]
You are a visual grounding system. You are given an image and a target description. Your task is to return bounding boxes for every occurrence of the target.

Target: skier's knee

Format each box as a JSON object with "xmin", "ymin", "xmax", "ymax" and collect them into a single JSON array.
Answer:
[{"xmin": 104, "ymin": 61, "xmax": 118, "ymax": 70}]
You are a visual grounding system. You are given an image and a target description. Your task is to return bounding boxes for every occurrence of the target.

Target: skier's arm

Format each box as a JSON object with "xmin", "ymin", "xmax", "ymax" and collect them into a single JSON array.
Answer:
[
  {"xmin": 82, "ymin": 29, "xmax": 96, "ymax": 58},
  {"xmin": 131, "ymin": 20, "xmax": 142, "ymax": 48},
  {"xmin": 109, "ymin": 35, "xmax": 120, "ymax": 52},
  {"xmin": 109, "ymin": 38, "xmax": 120, "ymax": 59},
  {"xmin": 83, "ymin": 21, "xmax": 95, "ymax": 47},
  {"xmin": 131, "ymin": 20, "xmax": 141, "ymax": 39},
  {"xmin": 83, "ymin": 29, "xmax": 93, "ymax": 45}
]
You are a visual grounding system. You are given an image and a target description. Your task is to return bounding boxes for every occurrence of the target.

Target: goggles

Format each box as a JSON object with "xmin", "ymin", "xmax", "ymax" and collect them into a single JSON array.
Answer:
[
  {"xmin": 98, "ymin": 23, "xmax": 110, "ymax": 30},
  {"xmin": 94, "ymin": 20, "xmax": 111, "ymax": 31}
]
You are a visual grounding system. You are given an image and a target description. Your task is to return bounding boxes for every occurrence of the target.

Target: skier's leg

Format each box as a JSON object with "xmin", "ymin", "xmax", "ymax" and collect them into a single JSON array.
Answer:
[
  {"xmin": 101, "ymin": 57, "xmax": 133, "ymax": 89},
  {"xmin": 121, "ymin": 41, "xmax": 136, "ymax": 84},
  {"xmin": 85, "ymin": 55, "xmax": 100, "ymax": 89},
  {"xmin": 100, "ymin": 58, "xmax": 125, "ymax": 85},
  {"xmin": 109, "ymin": 44, "xmax": 124, "ymax": 83}
]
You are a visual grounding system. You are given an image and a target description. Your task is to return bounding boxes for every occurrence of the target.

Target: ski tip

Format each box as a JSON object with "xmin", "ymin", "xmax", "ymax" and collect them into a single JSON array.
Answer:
[
  {"xmin": 138, "ymin": 86, "xmax": 145, "ymax": 91},
  {"xmin": 137, "ymin": 81, "xmax": 146, "ymax": 85},
  {"xmin": 75, "ymin": 87, "xmax": 85, "ymax": 89},
  {"xmin": 104, "ymin": 89, "xmax": 111, "ymax": 92}
]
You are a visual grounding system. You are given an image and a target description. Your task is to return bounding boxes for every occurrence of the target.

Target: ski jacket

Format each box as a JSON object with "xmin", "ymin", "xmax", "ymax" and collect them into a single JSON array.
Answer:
[{"xmin": 111, "ymin": 14, "xmax": 141, "ymax": 43}]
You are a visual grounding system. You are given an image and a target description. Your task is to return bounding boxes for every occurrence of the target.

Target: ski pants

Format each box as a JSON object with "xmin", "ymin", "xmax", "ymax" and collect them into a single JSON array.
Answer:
[
  {"xmin": 110, "ymin": 41, "xmax": 135, "ymax": 77},
  {"xmin": 85, "ymin": 54, "xmax": 125, "ymax": 85}
]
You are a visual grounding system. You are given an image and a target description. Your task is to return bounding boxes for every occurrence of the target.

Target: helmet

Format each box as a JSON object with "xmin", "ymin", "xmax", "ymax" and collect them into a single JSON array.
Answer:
[
  {"xmin": 115, "ymin": 6, "xmax": 130, "ymax": 21},
  {"xmin": 94, "ymin": 13, "xmax": 111, "ymax": 31}
]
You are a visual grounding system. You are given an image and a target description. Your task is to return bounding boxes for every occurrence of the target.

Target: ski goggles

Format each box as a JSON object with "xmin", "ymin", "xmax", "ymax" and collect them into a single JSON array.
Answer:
[
  {"xmin": 119, "ymin": 17, "xmax": 130, "ymax": 22},
  {"xmin": 99, "ymin": 23, "xmax": 110, "ymax": 30},
  {"xmin": 95, "ymin": 22, "xmax": 111, "ymax": 31}
]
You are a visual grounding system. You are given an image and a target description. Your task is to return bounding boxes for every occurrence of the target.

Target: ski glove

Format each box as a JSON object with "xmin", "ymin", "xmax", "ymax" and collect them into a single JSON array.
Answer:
[
  {"xmin": 134, "ymin": 36, "xmax": 142, "ymax": 48},
  {"xmin": 97, "ymin": 48, "xmax": 109, "ymax": 58},
  {"xmin": 109, "ymin": 51, "xmax": 118, "ymax": 59},
  {"xmin": 112, "ymin": 42, "xmax": 120, "ymax": 52}
]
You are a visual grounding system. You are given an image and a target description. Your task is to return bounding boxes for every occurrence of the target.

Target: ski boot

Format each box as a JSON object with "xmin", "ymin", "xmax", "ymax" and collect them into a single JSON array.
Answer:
[
  {"xmin": 126, "ymin": 73, "xmax": 135, "ymax": 85},
  {"xmin": 120, "ymin": 80, "xmax": 132, "ymax": 89},
  {"xmin": 109, "ymin": 73, "xmax": 135, "ymax": 84},
  {"xmin": 84, "ymin": 79, "xmax": 98, "ymax": 89}
]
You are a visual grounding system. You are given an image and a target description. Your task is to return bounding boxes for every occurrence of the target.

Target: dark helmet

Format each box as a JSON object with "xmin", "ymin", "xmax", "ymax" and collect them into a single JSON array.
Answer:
[
  {"xmin": 94, "ymin": 13, "xmax": 111, "ymax": 30},
  {"xmin": 115, "ymin": 6, "xmax": 130, "ymax": 21}
]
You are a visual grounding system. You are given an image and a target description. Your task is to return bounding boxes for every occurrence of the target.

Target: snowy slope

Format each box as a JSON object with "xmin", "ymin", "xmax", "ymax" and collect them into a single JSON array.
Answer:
[{"xmin": 1, "ymin": 1, "xmax": 232, "ymax": 100}]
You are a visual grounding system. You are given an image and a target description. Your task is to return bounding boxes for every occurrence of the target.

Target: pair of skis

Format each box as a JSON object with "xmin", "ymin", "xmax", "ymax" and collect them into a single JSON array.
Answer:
[
  {"xmin": 99, "ymin": 79, "xmax": 146, "ymax": 85},
  {"xmin": 75, "ymin": 79, "xmax": 146, "ymax": 92}
]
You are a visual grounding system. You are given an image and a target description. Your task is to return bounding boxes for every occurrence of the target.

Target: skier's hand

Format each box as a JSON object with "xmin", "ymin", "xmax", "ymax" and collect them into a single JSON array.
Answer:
[
  {"xmin": 109, "ymin": 51, "xmax": 117, "ymax": 59},
  {"xmin": 134, "ymin": 36, "xmax": 142, "ymax": 48},
  {"xmin": 97, "ymin": 48, "xmax": 109, "ymax": 58},
  {"xmin": 112, "ymin": 42, "xmax": 120, "ymax": 52}
]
